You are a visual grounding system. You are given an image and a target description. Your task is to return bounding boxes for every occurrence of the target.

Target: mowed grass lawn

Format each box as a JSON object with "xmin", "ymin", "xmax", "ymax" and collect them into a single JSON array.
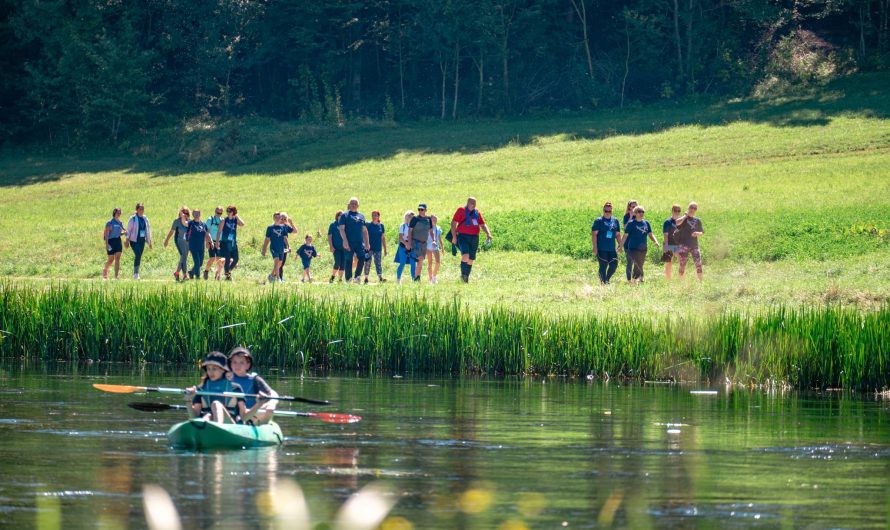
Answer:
[{"xmin": 1, "ymin": 73, "xmax": 889, "ymax": 315}]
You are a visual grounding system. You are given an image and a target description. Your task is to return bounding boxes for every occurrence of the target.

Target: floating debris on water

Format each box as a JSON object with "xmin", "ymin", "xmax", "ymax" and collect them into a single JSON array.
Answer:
[
  {"xmin": 690, "ymin": 390, "xmax": 718, "ymax": 395},
  {"xmin": 219, "ymin": 322, "xmax": 246, "ymax": 330}
]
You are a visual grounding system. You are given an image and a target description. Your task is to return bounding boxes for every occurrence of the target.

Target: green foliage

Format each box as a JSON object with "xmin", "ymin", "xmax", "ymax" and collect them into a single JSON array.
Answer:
[{"xmin": 2, "ymin": 283, "xmax": 889, "ymax": 390}]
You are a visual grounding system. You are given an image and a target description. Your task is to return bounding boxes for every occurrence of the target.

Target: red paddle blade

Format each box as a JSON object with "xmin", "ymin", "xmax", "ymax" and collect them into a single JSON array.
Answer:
[
  {"xmin": 312, "ymin": 412, "xmax": 362, "ymax": 424},
  {"xmin": 93, "ymin": 384, "xmax": 146, "ymax": 394}
]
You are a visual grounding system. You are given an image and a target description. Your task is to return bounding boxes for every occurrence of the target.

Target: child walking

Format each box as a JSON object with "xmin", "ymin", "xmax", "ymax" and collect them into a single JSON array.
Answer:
[
  {"xmin": 297, "ymin": 234, "xmax": 319, "ymax": 282},
  {"xmin": 102, "ymin": 207, "xmax": 126, "ymax": 280},
  {"xmin": 427, "ymin": 215, "xmax": 443, "ymax": 284}
]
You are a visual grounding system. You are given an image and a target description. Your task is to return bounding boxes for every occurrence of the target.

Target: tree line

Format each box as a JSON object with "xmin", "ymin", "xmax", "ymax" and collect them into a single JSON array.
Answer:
[{"xmin": 1, "ymin": 0, "xmax": 888, "ymax": 145}]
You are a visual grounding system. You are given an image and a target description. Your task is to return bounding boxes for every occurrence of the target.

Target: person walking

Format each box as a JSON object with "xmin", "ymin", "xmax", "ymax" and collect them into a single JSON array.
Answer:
[
  {"xmin": 125, "ymin": 203, "xmax": 152, "ymax": 280},
  {"xmin": 395, "ymin": 210, "xmax": 416, "ymax": 284},
  {"xmin": 297, "ymin": 234, "xmax": 319, "ymax": 283},
  {"xmin": 624, "ymin": 206, "xmax": 660, "ymax": 283},
  {"xmin": 427, "ymin": 215, "xmax": 444, "ymax": 284},
  {"xmin": 363, "ymin": 210, "xmax": 387, "ymax": 283},
  {"xmin": 204, "ymin": 207, "xmax": 224, "ymax": 280},
  {"xmin": 622, "ymin": 199, "xmax": 638, "ymax": 253},
  {"xmin": 164, "ymin": 207, "xmax": 192, "ymax": 282},
  {"xmin": 216, "ymin": 205, "xmax": 244, "ymax": 281},
  {"xmin": 262, "ymin": 212, "xmax": 296, "ymax": 283},
  {"xmin": 662, "ymin": 204, "xmax": 682, "ymax": 280},
  {"xmin": 591, "ymin": 202, "xmax": 622, "ymax": 284},
  {"xmin": 674, "ymin": 202, "xmax": 705, "ymax": 280},
  {"xmin": 408, "ymin": 203, "xmax": 432, "ymax": 282},
  {"xmin": 327, "ymin": 210, "xmax": 346, "ymax": 283},
  {"xmin": 450, "ymin": 197, "xmax": 492, "ymax": 283},
  {"xmin": 186, "ymin": 209, "xmax": 212, "ymax": 279},
  {"xmin": 102, "ymin": 207, "xmax": 126, "ymax": 280},
  {"xmin": 338, "ymin": 197, "xmax": 370, "ymax": 284},
  {"xmin": 277, "ymin": 212, "xmax": 295, "ymax": 282}
]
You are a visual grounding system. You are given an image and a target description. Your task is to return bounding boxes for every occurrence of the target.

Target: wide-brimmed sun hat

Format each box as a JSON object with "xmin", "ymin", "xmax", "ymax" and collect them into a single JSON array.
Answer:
[
  {"xmin": 227, "ymin": 346, "xmax": 253, "ymax": 368},
  {"xmin": 201, "ymin": 351, "xmax": 229, "ymax": 371}
]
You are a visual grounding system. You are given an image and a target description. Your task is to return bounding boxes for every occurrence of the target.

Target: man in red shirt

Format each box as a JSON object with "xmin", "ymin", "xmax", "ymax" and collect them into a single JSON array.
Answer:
[{"xmin": 450, "ymin": 197, "xmax": 493, "ymax": 283}]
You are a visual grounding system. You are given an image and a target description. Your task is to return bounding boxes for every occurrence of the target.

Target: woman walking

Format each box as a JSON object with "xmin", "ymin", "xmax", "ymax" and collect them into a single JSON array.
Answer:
[
  {"xmin": 204, "ymin": 206, "xmax": 224, "ymax": 280},
  {"xmin": 623, "ymin": 206, "xmax": 660, "ymax": 283},
  {"xmin": 164, "ymin": 207, "xmax": 191, "ymax": 282},
  {"xmin": 187, "ymin": 209, "xmax": 212, "ymax": 280},
  {"xmin": 395, "ymin": 210, "xmax": 416, "ymax": 284},
  {"xmin": 124, "ymin": 203, "xmax": 152, "ymax": 280},
  {"xmin": 426, "ymin": 215, "xmax": 443, "ymax": 284},
  {"xmin": 363, "ymin": 210, "xmax": 387, "ymax": 283},
  {"xmin": 102, "ymin": 207, "xmax": 126, "ymax": 280},
  {"xmin": 674, "ymin": 202, "xmax": 705, "ymax": 280},
  {"xmin": 662, "ymin": 204, "xmax": 682, "ymax": 280},
  {"xmin": 327, "ymin": 210, "xmax": 346, "ymax": 283},
  {"xmin": 216, "ymin": 205, "xmax": 244, "ymax": 281}
]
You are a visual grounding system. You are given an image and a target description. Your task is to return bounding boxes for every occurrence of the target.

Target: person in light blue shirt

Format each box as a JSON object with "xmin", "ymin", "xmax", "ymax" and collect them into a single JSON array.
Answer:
[{"xmin": 102, "ymin": 207, "xmax": 126, "ymax": 280}]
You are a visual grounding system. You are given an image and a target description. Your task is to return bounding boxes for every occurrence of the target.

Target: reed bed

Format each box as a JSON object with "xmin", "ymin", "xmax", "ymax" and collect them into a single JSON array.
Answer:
[{"xmin": 1, "ymin": 283, "xmax": 889, "ymax": 390}]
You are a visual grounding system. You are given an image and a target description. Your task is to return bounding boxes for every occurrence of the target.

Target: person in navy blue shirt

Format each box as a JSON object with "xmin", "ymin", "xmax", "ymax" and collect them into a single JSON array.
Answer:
[
  {"xmin": 624, "ymin": 206, "xmax": 660, "ymax": 283},
  {"xmin": 102, "ymin": 207, "xmax": 126, "ymax": 280},
  {"xmin": 662, "ymin": 204, "xmax": 682, "ymax": 280},
  {"xmin": 186, "ymin": 209, "xmax": 212, "ymax": 280},
  {"xmin": 363, "ymin": 210, "xmax": 388, "ymax": 283},
  {"xmin": 297, "ymin": 234, "xmax": 319, "ymax": 282},
  {"xmin": 621, "ymin": 199, "xmax": 638, "ymax": 252},
  {"xmin": 591, "ymin": 202, "xmax": 623, "ymax": 284},
  {"xmin": 262, "ymin": 212, "xmax": 296, "ymax": 283},
  {"xmin": 337, "ymin": 197, "xmax": 370, "ymax": 283},
  {"xmin": 327, "ymin": 210, "xmax": 345, "ymax": 283},
  {"xmin": 215, "ymin": 205, "xmax": 244, "ymax": 281}
]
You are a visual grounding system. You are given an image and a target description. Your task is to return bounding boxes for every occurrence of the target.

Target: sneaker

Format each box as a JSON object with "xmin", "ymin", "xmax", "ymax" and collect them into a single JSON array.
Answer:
[
  {"xmin": 329, "ymin": 276, "xmax": 335, "ymax": 284},
  {"xmin": 279, "ymin": 278, "xmax": 284, "ymax": 284},
  {"xmin": 413, "ymin": 276, "xmax": 420, "ymax": 282},
  {"xmin": 379, "ymin": 276, "xmax": 387, "ymax": 283},
  {"xmin": 363, "ymin": 278, "xmax": 369, "ymax": 284},
  {"xmin": 174, "ymin": 272, "xmax": 180, "ymax": 282},
  {"xmin": 301, "ymin": 279, "xmax": 305, "ymax": 283},
  {"xmin": 268, "ymin": 274, "xmax": 274, "ymax": 283},
  {"xmin": 134, "ymin": 274, "xmax": 141, "ymax": 280},
  {"xmin": 460, "ymin": 274, "xmax": 469, "ymax": 283},
  {"xmin": 225, "ymin": 273, "xmax": 232, "ymax": 281}
]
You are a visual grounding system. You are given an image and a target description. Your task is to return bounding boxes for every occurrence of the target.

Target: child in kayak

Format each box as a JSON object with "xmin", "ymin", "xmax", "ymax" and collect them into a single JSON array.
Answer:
[
  {"xmin": 227, "ymin": 346, "xmax": 278, "ymax": 425},
  {"xmin": 186, "ymin": 351, "xmax": 248, "ymax": 424}
]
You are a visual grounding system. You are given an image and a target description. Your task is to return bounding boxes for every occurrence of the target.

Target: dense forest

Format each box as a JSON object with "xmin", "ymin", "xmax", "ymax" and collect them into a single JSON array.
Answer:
[{"xmin": 1, "ymin": 0, "xmax": 888, "ymax": 144}]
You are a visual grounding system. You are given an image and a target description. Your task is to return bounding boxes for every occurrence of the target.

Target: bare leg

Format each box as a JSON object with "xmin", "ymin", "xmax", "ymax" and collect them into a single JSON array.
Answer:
[
  {"xmin": 103, "ymin": 255, "xmax": 114, "ymax": 279},
  {"xmin": 113, "ymin": 253, "xmax": 121, "ymax": 279},
  {"xmin": 210, "ymin": 401, "xmax": 237, "ymax": 424}
]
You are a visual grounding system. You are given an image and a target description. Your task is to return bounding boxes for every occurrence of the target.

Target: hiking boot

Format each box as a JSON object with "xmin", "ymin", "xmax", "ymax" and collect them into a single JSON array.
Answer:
[
  {"xmin": 413, "ymin": 276, "xmax": 420, "ymax": 282},
  {"xmin": 460, "ymin": 274, "xmax": 469, "ymax": 283},
  {"xmin": 363, "ymin": 278, "xmax": 369, "ymax": 284},
  {"xmin": 329, "ymin": 276, "xmax": 335, "ymax": 284}
]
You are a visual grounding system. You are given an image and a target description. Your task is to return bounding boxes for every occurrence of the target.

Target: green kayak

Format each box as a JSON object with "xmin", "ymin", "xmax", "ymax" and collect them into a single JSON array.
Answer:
[{"xmin": 167, "ymin": 419, "xmax": 283, "ymax": 450}]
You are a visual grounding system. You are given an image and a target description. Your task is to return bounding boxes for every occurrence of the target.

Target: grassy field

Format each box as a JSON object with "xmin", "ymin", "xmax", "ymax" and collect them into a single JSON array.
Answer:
[{"xmin": 1, "ymin": 73, "xmax": 889, "ymax": 316}]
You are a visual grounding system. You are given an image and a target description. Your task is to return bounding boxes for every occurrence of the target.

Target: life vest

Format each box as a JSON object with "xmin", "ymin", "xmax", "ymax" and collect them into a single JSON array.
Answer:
[
  {"xmin": 199, "ymin": 377, "xmax": 240, "ymax": 416},
  {"xmin": 230, "ymin": 373, "xmax": 260, "ymax": 408}
]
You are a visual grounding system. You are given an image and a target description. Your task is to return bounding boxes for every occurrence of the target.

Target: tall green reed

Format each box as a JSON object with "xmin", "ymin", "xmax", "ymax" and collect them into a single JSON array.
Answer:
[{"xmin": 1, "ymin": 283, "xmax": 888, "ymax": 390}]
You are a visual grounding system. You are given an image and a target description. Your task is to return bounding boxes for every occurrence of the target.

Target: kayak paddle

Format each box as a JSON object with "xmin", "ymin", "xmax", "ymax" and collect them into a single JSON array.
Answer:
[
  {"xmin": 128, "ymin": 402, "xmax": 362, "ymax": 424},
  {"xmin": 93, "ymin": 383, "xmax": 331, "ymax": 405}
]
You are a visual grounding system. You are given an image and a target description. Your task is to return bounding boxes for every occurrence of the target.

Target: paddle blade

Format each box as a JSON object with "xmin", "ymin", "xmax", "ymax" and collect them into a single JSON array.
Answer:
[
  {"xmin": 129, "ymin": 402, "xmax": 183, "ymax": 412},
  {"xmin": 93, "ymin": 383, "xmax": 145, "ymax": 394},
  {"xmin": 312, "ymin": 412, "xmax": 362, "ymax": 424}
]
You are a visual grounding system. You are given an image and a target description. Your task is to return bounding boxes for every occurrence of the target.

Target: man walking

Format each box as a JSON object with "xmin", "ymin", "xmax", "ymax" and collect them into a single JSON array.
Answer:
[
  {"xmin": 591, "ymin": 202, "xmax": 622, "ymax": 284},
  {"xmin": 674, "ymin": 202, "xmax": 705, "ymax": 280},
  {"xmin": 450, "ymin": 197, "xmax": 492, "ymax": 283},
  {"xmin": 338, "ymin": 197, "xmax": 371, "ymax": 283},
  {"xmin": 407, "ymin": 203, "xmax": 432, "ymax": 282}
]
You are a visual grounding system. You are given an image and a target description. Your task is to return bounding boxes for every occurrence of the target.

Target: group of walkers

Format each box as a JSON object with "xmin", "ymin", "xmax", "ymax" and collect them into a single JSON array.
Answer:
[
  {"xmin": 102, "ymin": 197, "xmax": 494, "ymax": 284},
  {"xmin": 591, "ymin": 201, "xmax": 705, "ymax": 284}
]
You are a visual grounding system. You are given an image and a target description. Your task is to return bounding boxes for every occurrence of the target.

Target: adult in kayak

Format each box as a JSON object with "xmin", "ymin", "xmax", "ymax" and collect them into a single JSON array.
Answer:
[
  {"xmin": 673, "ymin": 202, "xmax": 705, "ymax": 280},
  {"xmin": 186, "ymin": 352, "xmax": 248, "ymax": 424},
  {"xmin": 186, "ymin": 209, "xmax": 212, "ymax": 280},
  {"xmin": 216, "ymin": 205, "xmax": 244, "ymax": 281},
  {"xmin": 408, "ymin": 203, "xmax": 432, "ymax": 282},
  {"xmin": 450, "ymin": 197, "xmax": 492, "ymax": 283},
  {"xmin": 662, "ymin": 204, "xmax": 682, "ymax": 280},
  {"xmin": 102, "ymin": 207, "xmax": 126, "ymax": 280},
  {"xmin": 204, "ymin": 206, "xmax": 224, "ymax": 280},
  {"xmin": 591, "ymin": 202, "xmax": 622, "ymax": 284},
  {"xmin": 328, "ymin": 210, "xmax": 346, "ymax": 283},
  {"xmin": 124, "ymin": 203, "xmax": 152, "ymax": 280},
  {"xmin": 624, "ymin": 206, "xmax": 660, "ymax": 283},
  {"xmin": 227, "ymin": 346, "xmax": 278, "ymax": 425},
  {"xmin": 338, "ymin": 197, "xmax": 371, "ymax": 284},
  {"xmin": 163, "ymin": 207, "xmax": 191, "ymax": 282}
]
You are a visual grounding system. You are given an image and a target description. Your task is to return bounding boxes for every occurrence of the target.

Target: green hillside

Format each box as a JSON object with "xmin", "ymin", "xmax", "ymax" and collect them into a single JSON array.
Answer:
[{"xmin": 1, "ymin": 73, "xmax": 889, "ymax": 315}]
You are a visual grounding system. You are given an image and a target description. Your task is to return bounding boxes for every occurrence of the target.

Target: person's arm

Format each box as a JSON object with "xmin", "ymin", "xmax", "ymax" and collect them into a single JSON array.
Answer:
[
  {"xmin": 437, "ymin": 229, "xmax": 444, "ymax": 249},
  {"xmin": 663, "ymin": 231, "xmax": 670, "ymax": 248},
  {"xmin": 591, "ymin": 222, "xmax": 598, "ymax": 255},
  {"xmin": 674, "ymin": 215, "xmax": 687, "ymax": 227},
  {"xmin": 287, "ymin": 218, "xmax": 297, "ymax": 234},
  {"xmin": 261, "ymin": 237, "xmax": 270, "ymax": 257},
  {"xmin": 103, "ymin": 225, "xmax": 110, "ymax": 244},
  {"xmin": 163, "ymin": 227, "xmax": 174, "ymax": 248},
  {"xmin": 327, "ymin": 231, "xmax": 334, "ymax": 252},
  {"xmin": 362, "ymin": 225, "xmax": 370, "ymax": 250},
  {"xmin": 339, "ymin": 225, "xmax": 350, "ymax": 251},
  {"xmin": 205, "ymin": 230, "xmax": 212, "ymax": 248},
  {"xmin": 616, "ymin": 228, "xmax": 624, "ymax": 253},
  {"xmin": 649, "ymin": 230, "xmax": 660, "ymax": 247},
  {"xmin": 236, "ymin": 215, "xmax": 244, "ymax": 227},
  {"xmin": 451, "ymin": 220, "xmax": 459, "ymax": 244},
  {"xmin": 481, "ymin": 223, "xmax": 492, "ymax": 242},
  {"xmin": 382, "ymin": 231, "xmax": 388, "ymax": 256},
  {"xmin": 146, "ymin": 219, "xmax": 153, "ymax": 248}
]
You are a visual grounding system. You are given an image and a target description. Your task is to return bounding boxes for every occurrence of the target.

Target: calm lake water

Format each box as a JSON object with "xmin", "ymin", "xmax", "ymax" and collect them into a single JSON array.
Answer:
[{"xmin": 1, "ymin": 362, "xmax": 889, "ymax": 529}]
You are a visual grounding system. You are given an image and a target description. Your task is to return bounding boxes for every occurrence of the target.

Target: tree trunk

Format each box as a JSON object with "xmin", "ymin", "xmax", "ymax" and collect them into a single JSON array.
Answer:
[
  {"xmin": 501, "ymin": 36, "xmax": 510, "ymax": 113},
  {"xmin": 474, "ymin": 51, "xmax": 484, "ymax": 113},
  {"xmin": 440, "ymin": 57, "xmax": 448, "ymax": 120},
  {"xmin": 452, "ymin": 39, "xmax": 461, "ymax": 120},
  {"xmin": 859, "ymin": 2, "xmax": 867, "ymax": 58},
  {"xmin": 570, "ymin": 0, "xmax": 594, "ymax": 80},
  {"xmin": 672, "ymin": 0, "xmax": 684, "ymax": 80},
  {"xmin": 621, "ymin": 15, "xmax": 630, "ymax": 109},
  {"xmin": 397, "ymin": 7, "xmax": 406, "ymax": 108},
  {"xmin": 686, "ymin": 0, "xmax": 694, "ymax": 88}
]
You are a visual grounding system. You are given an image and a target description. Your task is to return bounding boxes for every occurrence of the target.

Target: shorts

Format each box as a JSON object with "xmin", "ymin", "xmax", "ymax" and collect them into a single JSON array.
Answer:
[
  {"xmin": 332, "ymin": 247, "xmax": 347, "ymax": 270},
  {"xmin": 221, "ymin": 241, "xmax": 238, "ymax": 258},
  {"xmin": 456, "ymin": 233, "xmax": 479, "ymax": 260},
  {"xmin": 678, "ymin": 246, "xmax": 703, "ymax": 273},
  {"xmin": 106, "ymin": 238, "xmax": 122, "ymax": 255},
  {"xmin": 412, "ymin": 239, "xmax": 428, "ymax": 258},
  {"xmin": 271, "ymin": 249, "xmax": 284, "ymax": 260},
  {"xmin": 300, "ymin": 258, "xmax": 312, "ymax": 270},
  {"xmin": 664, "ymin": 244, "xmax": 680, "ymax": 253},
  {"xmin": 208, "ymin": 245, "xmax": 219, "ymax": 258}
]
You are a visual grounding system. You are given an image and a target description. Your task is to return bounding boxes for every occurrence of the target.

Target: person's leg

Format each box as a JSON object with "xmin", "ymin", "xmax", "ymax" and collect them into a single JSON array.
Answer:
[
  {"xmin": 210, "ymin": 401, "xmax": 237, "ymax": 424},
  {"xmin": 353, "ymin": 253, "xmax": 365, "ymax": 282},
  {"xmin": 131, "ymin": 240, "xmax": 144, "ymax": 277},
  {"xmin": 678, "ymin": 247, "xmax": 689, "ymax": 277},
  {"xmin": 596, "ymin": 251, "xmax": 608, "ymax": 284},
  {"xmin": 605, "ymin": 252, "xmax": 618, "ymax": 282},
  {"xmin": 272, "ymin": 257, "xmax": 282, "ymax": 280},
  {"xmin": 231, "ymin": 245, "xmax": 239, "ymax": 272},
  {"xmin": 625, "ymin": 250, "xmax": 634, "ymax": 281},
  {"xmin": 103, "ymin": 253, "xmax": 114, "ymax": 279},
  {"xmin": 428, "ymin": 251, "xmax": 434, "ymax": 281},
  {"xmin": 374, "ymin": 250, "xmax": 384, "ymax": 280},
  {"xmin": 178, "ymin": 240, "xmax": 189, "ymax": 277},
  {"xmin": 433, "ymin": 250, "xmax": 441, "ymax": 280},
  {"xmin": 665, "ymin": 253, "xmax": 673, "ymax": 280},
  {"xmin": 189, "ymin": 248, "xmax": 199, "ymax": 278},
  {"xmin": 113, "ymin": 253, "xmax": 121, "ymax": 279},
  {"xmin": 279, "ymin": 252, "xmax": 287, "ymax": 281},
  {"xmin": 363, "ymin": 253, "xmax": 372, "ymax": 279},
  {"xmin": 635, "ymin": 249, "xmax": 647, "ymax": 282},
  {"xmin": 343, "ymin": 249, "xmax": 354, "ymax": 281},
  {"xmin": 692, "ymin": 248, "xmax": 703, "ymax": 280}
]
